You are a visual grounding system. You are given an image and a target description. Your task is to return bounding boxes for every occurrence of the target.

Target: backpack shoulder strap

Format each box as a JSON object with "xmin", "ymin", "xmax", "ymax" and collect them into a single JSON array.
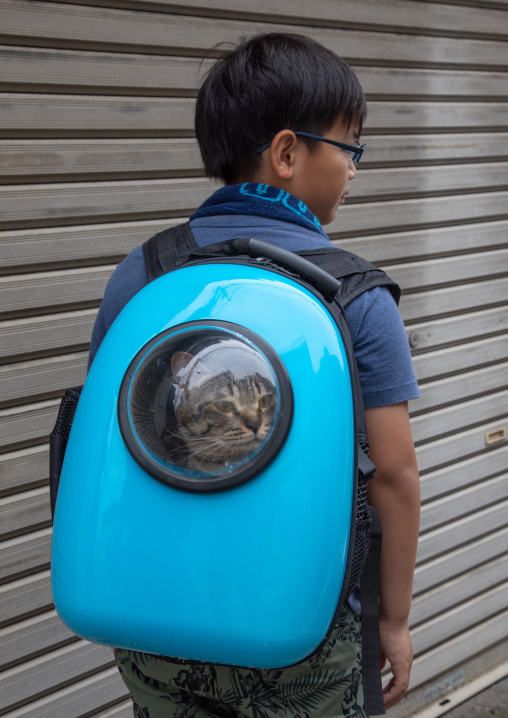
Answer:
[
  {"xmin": 297, "ymin": 247, "xmax": 401, "ymax": 306},
  {"xmin": 143, "ymin": 222, "xmax": 198, "ymax": 282},
  {"xmin": 143, "ymin": 224, "xmax": 400, "ymax": 309}
]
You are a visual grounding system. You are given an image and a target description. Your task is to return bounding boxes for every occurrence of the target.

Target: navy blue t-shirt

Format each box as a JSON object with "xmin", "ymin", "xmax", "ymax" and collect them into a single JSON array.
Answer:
[{"xmin": 89, "ymin": 215, "xmax": 420, "ymax": 410}]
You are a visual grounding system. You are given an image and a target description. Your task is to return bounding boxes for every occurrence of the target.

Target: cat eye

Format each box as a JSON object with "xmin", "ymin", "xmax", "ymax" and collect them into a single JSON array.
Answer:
[
  {"xmin": 215, "ymin": 400, "xmax": 233, "ymax": 413},
  {"xmin": 258, "ymin": 395, "xmax": 273, "ymax": 409}
]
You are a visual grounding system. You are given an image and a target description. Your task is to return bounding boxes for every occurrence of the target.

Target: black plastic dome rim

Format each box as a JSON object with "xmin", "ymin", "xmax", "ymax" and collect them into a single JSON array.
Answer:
[{"xmin": 118, "ymin": 320, "xmax": 294, "ymax": 493}]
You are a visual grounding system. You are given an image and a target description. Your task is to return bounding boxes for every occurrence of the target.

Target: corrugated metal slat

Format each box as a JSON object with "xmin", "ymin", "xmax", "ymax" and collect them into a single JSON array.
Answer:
[{"xmin": 0, "ymin": 0, "xmax": 507, "ymax": 713}]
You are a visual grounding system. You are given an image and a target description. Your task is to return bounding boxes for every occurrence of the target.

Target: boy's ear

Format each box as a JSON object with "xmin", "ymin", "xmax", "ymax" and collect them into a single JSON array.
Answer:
[{"xmin": 268, "ymin": 130, "xmax": 299, "ymax": 180}]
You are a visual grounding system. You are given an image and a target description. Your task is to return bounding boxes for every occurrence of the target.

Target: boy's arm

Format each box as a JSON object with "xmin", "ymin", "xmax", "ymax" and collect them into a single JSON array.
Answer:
[{"xmin": 365, "ymin": 401, "xmax": 420, "ymax": 710}]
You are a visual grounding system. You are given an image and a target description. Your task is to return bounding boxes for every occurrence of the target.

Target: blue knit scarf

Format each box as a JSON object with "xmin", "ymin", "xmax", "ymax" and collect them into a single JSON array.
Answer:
[{"xmin": 191, "ymin": 183, "xmax": 329, "ymax": 240}]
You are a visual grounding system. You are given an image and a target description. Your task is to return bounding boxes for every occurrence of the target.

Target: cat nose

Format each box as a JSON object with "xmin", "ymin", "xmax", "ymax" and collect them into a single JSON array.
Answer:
[{"xmin": 243, "ymin": 413, "xmax": 261, "ymax": 433}]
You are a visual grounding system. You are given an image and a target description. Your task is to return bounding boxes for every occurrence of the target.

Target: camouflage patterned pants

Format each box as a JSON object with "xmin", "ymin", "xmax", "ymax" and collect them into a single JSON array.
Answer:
[{"xmin": 114, "ymin": 604, "xmax": 367, "ymax": 718}]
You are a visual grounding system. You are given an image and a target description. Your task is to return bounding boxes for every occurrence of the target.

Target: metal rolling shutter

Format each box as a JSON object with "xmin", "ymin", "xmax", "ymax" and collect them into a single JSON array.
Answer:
[{"xmin": 0, "ymin": 1, "xmax": 507, "ymax": 715}]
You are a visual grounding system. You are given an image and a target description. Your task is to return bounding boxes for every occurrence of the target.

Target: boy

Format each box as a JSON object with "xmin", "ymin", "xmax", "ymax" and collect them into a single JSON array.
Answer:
[{"xmin": 90, "ymin": 33, "xmax": 420, "ymax": 717}]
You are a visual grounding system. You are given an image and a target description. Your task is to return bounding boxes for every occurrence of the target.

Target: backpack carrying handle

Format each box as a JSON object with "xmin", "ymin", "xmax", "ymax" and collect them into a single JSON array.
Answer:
[{"xmin": 247, "ymin": 238, "xmax": 341, "ymax": 301}]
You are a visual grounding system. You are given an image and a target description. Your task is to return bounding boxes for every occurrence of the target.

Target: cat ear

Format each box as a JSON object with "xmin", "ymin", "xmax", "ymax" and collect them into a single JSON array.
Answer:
[{"xmin": 171, "ymin": 351, "xmax": 194, "ymax": 378}]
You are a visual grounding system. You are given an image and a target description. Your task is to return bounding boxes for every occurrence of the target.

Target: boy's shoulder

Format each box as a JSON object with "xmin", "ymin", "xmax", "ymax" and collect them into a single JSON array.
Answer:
[
  {"xmin": 103, "ymin": 245, "xmax": 147, "ymax": 319},
  {"xmin": 97, "ymin": 222, "xmax": 399, "ymax": 350}
]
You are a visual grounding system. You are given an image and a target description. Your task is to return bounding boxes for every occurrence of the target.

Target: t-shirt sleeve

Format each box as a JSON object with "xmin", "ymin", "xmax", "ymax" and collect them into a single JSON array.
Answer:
[
  {"xmin": 88, "ymin": 246, "xmax": 148, "ymax": 369},
  {"xmin": 344, "ymin": 286, "xmax": 420, "ymax": 408}
]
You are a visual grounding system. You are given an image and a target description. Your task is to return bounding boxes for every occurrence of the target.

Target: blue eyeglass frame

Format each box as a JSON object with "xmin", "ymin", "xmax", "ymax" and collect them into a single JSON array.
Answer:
[{"xmin": 256, "ymin": 131, "xmax": 366, "ymax": 165}]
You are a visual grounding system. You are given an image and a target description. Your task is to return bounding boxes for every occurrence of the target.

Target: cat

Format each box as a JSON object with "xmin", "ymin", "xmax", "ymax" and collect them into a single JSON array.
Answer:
[{"xmin": 170, "ymin": 351, "xmax": 277, "ymax": 476}]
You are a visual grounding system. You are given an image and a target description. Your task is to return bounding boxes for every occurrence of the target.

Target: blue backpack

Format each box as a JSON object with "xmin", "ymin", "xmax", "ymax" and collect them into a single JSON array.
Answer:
[{"xmin": 50, "ymin": 223, "xmax": 400, "ymax": 715}]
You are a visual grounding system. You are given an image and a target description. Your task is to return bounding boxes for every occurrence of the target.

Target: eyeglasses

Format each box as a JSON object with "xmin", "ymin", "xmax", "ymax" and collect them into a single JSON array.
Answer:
[{"xmin": 256, "ymin": 131, "xmax": 366, "ymax": 165}]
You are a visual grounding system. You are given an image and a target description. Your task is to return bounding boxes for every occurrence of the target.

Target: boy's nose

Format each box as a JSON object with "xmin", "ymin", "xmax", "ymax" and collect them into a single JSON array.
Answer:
[{"xmin": 349, "ymin": 161, "xmax": 357, "ymax": 179}]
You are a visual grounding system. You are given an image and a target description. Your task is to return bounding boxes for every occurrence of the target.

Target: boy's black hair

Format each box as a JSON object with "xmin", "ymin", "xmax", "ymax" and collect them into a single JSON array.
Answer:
[{"xmin": 195, "ymin": 33, "xmax": 367, "ymax": 185}]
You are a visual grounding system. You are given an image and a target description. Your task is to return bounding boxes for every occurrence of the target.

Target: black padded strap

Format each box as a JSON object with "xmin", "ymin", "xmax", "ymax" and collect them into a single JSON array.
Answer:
[
  {"xmin": 143, "ymin": 222, "xmax": 198, "ymax": 281},
  {"xmin": 297, "ymin": 248, "xmax": 400, "ymax": 307},
  {"xmin": 143, "ymin": 223, "xmax": 400, "ymax": 309},
  {"xmin": 358, "ymin": 444, "xmax": 377, "ymax": 480},
  {"xmin": 361, "ymin": 506, "xmax": 385, "ymax": 716},
  {"xmin": 298, "ymin": 247, "xmax": 378, "ymax": 277}
]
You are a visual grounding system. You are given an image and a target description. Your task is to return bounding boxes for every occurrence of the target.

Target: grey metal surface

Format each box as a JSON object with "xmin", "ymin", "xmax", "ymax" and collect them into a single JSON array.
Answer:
[
  {"xmin": 443, "ymin": 676, "xmax": 508, "ymax": 718},
  {"xmin": 0, "ymin": 0, "xmax": 507, "ymax": 715}
]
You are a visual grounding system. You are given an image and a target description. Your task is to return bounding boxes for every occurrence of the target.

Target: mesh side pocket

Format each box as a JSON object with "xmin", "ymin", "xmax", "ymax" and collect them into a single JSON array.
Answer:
[
  {"xmin": 344, "ymin": 434, "xmax": 374, "ymax": 599},
  {"xmin": 49, "ymin": 386, "xmax": 83, "ymax": 520},
  {"xmin": 52, "ymin": 386, "xmax": 83, "ymax": 437},
  {"xmin": 345, "ymin": 477, "xmax": 371, "ymax": 598}
]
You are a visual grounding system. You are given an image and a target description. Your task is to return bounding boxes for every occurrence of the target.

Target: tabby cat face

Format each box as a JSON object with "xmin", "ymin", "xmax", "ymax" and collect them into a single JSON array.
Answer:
[{"xmin": 174, "ymin": 365, "xmax": 277, "ymax": 474}]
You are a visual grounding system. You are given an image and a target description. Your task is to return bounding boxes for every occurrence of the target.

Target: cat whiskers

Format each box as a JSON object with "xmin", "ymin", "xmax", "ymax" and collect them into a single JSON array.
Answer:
[
  {"xmin": 159, "ymin": 426, "xmax": 184, "ymax": 440},
  {"xmin": 186, "ymin": 436, "xmax": 239, "ymax": 461},
  {"xmin": 161, "ymin": 427, "xmax": 227, "ymax": 449},
  {"xmin": 159, "ymin": 428, "xmax": 229, "ymax": 462}
]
